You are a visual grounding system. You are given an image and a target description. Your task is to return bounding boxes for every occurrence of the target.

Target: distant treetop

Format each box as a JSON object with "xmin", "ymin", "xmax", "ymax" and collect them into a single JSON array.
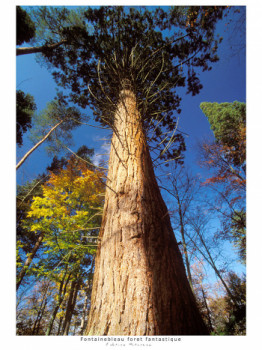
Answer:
[{"xmin": 16, "ymin": 6, "xmax": 36, "ymax": 45}]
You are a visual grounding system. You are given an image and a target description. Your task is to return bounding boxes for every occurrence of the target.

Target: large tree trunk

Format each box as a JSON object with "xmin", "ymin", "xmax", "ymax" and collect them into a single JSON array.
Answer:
[{"xmin": 86, "ymin": 87, "xmax": 208, "ymax": 335}]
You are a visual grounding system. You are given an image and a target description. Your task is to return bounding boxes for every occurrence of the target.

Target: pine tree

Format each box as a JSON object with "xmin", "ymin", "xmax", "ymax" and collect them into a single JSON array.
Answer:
[
  {"xmin": 200, "ymin": 101, "xmax": 246, "ymax": 168},
  {"xmin": 16, "ymin": 6, "xmax": 85, "ymax": 56},
  {"xmin": 37, "ymin": 6, "xmax": 227, "ymax": 335},
  {"xmin": 16, "ymin": 90, "xmax": 36, "ymax": 147},
  {"xmin": 16, "ymin": 6, "xmax": 36, "ymax": 46}
]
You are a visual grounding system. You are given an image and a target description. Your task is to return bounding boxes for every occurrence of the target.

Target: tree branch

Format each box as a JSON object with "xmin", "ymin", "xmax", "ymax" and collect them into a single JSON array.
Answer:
[{"xmin": 16, "ymin": 40, "xmax": 67, "ymax": 56}]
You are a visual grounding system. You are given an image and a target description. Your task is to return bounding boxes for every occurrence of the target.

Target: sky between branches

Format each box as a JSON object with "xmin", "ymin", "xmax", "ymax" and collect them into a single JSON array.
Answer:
[{"xmin": 16, "ymin": 5, "xmax": 246, "ymax": 186}]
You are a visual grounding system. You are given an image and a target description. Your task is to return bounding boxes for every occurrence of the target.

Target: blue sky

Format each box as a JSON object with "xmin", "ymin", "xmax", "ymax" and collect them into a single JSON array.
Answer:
[
  {"xmin": 2, "ymin": 0, "xmax": 262, "ymax": 345},
  {"xmin": 15, "ymin": 5, "xmax": 247, "ymax": 289},
  {"xmin": 16, "ymin": 6, "xmax": 246, "ymax": 185}
]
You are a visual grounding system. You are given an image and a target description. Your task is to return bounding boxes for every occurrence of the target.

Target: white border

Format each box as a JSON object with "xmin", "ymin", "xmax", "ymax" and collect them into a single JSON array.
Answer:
[{"xmin": 2, "ymin": 1, "xmax": 261, "ymax": 348}]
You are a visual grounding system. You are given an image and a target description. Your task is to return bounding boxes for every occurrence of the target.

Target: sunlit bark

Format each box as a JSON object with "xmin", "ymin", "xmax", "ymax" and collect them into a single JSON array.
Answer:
[{"xmin": 86, "ymin": 86, "xmax": 208, "ymax": 335}]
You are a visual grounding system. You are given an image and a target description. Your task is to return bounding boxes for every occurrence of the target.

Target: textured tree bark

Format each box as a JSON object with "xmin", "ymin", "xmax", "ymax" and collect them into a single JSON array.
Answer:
[{"xmin": 86, "ymin": 87, "xmax": 208, "ymax": 335}]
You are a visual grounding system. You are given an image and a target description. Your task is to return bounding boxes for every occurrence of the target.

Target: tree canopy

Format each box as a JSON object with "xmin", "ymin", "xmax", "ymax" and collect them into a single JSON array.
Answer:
[
  {"xmin": 200, "ymin": 101, "xmax": 246, "ymax": 167},
  {"xmin": 16, "ymin": 6, "xmax": 36, "ymax": 45},
  {"xmin": 39, "ymin": 6, "xmax": 226, "ymax": 164},
  {"xmin": 16, "ymin": 7, "xmax": 87, "ymax": 56},
  {"xmin": 29, "ymin": 94, "xmax": 83, "ymax": 154},
  {"xmin": 16, "ymin": 93, "xmax": 85, "ymax": 170},
  {"xmin": 199, "ymin": 101, "xmax": 246, "ymax": 265},
  {"xmin": 15, "ymin": 5, "xmax": 246, "ymax": 336},
  {"xmin": 16, "ymin": 90, "xmax": 36, "ymax": 146},
  {"xmin": 18, "ymin": 155, "xmax": 105, "ymax": 290}
]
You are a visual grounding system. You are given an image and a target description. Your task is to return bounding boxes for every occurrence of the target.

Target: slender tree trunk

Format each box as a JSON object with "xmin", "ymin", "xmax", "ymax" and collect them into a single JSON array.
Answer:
[
  {"xmin": 62, "ymin": 279, "xmax": 80, "ymax": 335},
  {"xmin": 79, "ymin": 291, "xmax": 89, "ymax": 335},
  {"xmin": 57, "ymin": 315, "xmax": 64, "ymax": 335},
  {"xmin": 69, "ymin": 280, "xmax": 80, "ymax": 332},
  {"xmin": 16, "ymin": 40, "xmax": 67, "ymax": 56},
  {"xmin": 72, "ymin": 320, "xmax": 77, "ymax": 335},
  {"xmin": 16, "ymin": 120, "xmax": 63, "ymax": 170},
  {"xmin": 32, "ymin": 287, "xmax": 48, "ymax": 335},
  {"xmin": 196, "ymin": 232, "xmax": 237, "ymax": 306},
  {"xmin": 86, "ymin": 86, "xmax": 208, "ymax": 335},
  {"xmin": 178, "ymin": 203, "xmax": 193, "ymax": 289},
  {"xmin": 210, "ymin": 262, "xmax": 236, "ymax": 305},
  {"xmin": 62, "ymin": 280, "xmax": 76, "ymax": 335},
  {"xmin": 46, "ymin": 302, "xmax": 62, "ymax": 336},
  {"xmin": 34, "ymin": 299, "xmax": 48, "ymax": 335},
  {"xmin": 32, "ymin": 311, "xmax": 40, "ymax": 335},
  {"xmin": 16, "ymin": 232, "xmax": 44, "ymax": 290},
  {"xmin": 46, "ymin": 270, "xmax": 71, "ymax": 336},
  {"xmin": 80, "ymin": 258, "xmax": 95, "ymax": 335},
  {"xmin": 201, "ymin": 286, "xmax": 213, "ymax": 332}
]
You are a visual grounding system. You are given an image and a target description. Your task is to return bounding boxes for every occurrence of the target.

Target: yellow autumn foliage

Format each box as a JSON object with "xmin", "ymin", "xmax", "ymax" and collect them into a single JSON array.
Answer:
[{"xmin": 23, "ymin": 159, "xmax": 105, "ymax": 258}]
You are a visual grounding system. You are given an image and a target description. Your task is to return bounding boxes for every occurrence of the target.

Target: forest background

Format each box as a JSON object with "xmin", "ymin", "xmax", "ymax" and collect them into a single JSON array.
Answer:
[{"xmin": 1, "ymin": 0, "xmax": 262, "ymax": 348}]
